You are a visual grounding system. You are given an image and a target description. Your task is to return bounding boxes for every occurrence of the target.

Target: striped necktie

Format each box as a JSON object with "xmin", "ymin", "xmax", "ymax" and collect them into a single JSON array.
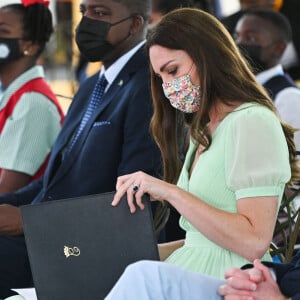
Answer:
[{"xmin": 67, "ymin": 75, "xmax": 108, "ymax": 152}]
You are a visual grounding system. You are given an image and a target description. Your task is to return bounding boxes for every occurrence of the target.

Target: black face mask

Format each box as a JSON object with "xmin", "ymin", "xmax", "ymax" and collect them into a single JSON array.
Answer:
[
  {"xmin": 238, "ymin": 44, "xmax": 267, "ymax": 73},
  {"xmin": 75, "ymin": 16, "xmax": 132, "ymax": 62},
  {"xmin": 0, "ymin": 37, "xmax": 22, "ymax": 67}
]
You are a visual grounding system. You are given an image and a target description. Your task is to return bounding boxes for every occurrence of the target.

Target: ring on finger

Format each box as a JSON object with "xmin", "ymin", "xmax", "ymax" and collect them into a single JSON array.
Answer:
[{"xmin": 132, "ymin": 184, "xmax": 139, "ymax": 193}]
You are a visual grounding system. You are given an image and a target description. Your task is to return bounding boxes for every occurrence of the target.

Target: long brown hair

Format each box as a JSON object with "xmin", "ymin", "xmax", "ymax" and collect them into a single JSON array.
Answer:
[{"xmin": 146, "ymin": 8, "xmax": 300, "ymax": 185}]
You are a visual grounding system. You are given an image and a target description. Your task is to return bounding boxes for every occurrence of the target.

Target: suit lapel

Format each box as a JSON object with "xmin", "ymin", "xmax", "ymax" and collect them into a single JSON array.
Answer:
[
  {"xmin": 45, "ymin": 48, "xmax": 147, "ymax": 189},
  {"xmin": 61, "ymin": 79, "xmax": 124, "ymax": 165},
  {"xmin": 43, "ymin": 74, "xmax": 99, "ymax": 186}
]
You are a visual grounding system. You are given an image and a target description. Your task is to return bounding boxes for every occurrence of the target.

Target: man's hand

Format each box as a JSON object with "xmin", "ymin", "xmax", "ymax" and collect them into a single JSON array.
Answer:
[
  {"xmin": 0, "ymin": 204, "xmax": 23, "ymax": 235},
  {"xmin": 218, "ymin": 259, "xmax": 288, "ymax": 300}
]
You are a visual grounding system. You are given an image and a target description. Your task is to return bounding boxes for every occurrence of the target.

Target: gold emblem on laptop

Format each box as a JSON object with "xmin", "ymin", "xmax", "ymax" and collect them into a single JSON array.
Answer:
[{"xmin": 64, "ymin": 246, "xmax": 81, "ymax": 258}]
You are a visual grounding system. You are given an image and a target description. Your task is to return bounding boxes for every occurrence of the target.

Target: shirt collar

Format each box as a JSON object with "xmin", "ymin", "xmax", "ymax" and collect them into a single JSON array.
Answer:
[
  {"xmin": 256, "ymin": 64, "xmax": 284, "ymax": 85},
  {"xmin": 99, "ymin": 40, "xmax": 146, "ymax": 86},
  {"xmin": 0, "ymin": 65, "xmax": 45, "ymax": 108}
]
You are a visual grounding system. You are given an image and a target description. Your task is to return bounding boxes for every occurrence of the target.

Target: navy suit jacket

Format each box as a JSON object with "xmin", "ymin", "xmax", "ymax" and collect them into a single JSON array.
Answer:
[
  {"xmin": 0, "ymin": 46, "xmax": 161, "ymax": 206},
  {"xmin": 266, "ymin": 251, "xmax": 300, "ymax": 300}
]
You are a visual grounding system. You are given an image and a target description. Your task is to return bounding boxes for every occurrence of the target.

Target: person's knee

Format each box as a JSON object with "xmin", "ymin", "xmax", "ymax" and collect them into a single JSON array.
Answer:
[
  {"xmin": 124, "ymin": 260, "xmax": 154, "ymax": 277},
  {"xmin": 123, "ymin": 260, "xmax": 167, "ymax": 283}
]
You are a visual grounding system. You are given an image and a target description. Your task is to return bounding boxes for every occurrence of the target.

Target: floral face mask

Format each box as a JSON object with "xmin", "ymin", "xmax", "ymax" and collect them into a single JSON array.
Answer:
[{"xmin": 162, "ymin": 67, "xmax": 201, "ymax": 113}]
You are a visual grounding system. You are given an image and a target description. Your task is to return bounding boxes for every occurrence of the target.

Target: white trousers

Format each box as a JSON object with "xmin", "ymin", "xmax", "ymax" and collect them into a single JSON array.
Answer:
[{"xmin": 105, "ymin": 260, "xmax": 225, "ymax": 300}]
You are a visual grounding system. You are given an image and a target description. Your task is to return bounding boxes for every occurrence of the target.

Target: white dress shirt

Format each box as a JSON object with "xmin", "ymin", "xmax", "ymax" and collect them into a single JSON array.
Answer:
[{"xmin": 257, "ymin": 64, "xmax": 300, "ymax": 151}]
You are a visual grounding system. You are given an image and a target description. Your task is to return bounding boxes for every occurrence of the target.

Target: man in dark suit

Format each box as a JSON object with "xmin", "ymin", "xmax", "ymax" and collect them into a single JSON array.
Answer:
[{"xmin": 0, "ymin": 0, "xmax": 161, "ymax": 298}]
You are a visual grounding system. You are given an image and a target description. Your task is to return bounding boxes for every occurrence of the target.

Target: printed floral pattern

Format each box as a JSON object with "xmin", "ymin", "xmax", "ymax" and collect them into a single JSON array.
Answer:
[{"xmin": 162, "ymin": 74, "xmax": 201, "ymax": 113}]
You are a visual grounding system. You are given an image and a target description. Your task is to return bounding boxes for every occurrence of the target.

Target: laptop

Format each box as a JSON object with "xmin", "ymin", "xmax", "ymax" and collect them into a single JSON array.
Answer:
[{"xmin": 21, "ymin": 192, "xmax": 159, "ymax": 300}]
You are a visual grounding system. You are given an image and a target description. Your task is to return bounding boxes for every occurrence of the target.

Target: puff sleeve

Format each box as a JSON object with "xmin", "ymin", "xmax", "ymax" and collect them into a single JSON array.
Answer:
[{"xmin": 225, "ymin": 106, "xmax": 291, "ymax": 200}]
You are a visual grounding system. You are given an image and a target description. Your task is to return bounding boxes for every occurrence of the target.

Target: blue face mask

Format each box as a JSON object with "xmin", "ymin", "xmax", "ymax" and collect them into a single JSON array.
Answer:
[{"xmin": 0, "ymin": 37, "xmax": 22, "ymax": 67}]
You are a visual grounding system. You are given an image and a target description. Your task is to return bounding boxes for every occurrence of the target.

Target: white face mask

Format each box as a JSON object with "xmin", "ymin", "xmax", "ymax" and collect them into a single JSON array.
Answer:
[{"xmin": 162, "ymin": 67, "xmax": 201, "ymax": 113}]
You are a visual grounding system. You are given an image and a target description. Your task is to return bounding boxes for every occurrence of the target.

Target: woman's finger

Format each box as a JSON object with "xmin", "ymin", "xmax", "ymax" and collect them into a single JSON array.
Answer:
[
  {"xmin": 112, "ymin": 177, "xmax": 135, "ymax": 207},
  {"xmin": 126, "ymin": 187, "xmax": 137, "ymax": 213},
  {"xmin": 134, "ymin": 186, "xmax": 145, "ymax": 210}
]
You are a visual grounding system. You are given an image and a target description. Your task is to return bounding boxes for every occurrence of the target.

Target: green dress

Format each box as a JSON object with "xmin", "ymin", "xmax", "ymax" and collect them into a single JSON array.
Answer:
[{"xmin": 166, "ymin": 103, "xmax": 291, "ymax": 279}]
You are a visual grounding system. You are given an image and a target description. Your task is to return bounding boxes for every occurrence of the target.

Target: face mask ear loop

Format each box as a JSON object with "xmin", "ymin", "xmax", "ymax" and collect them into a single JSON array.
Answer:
[
  {"xmin": 110, "ymin": 15, "xmax": 133, "ymax": 27},
  {"xmin": 187, "ymin": 63, "xmax": 200, "ymax": 88},
  {"xmin": 187, "ymin": 63, "xmax": 194, "ymax": 76},
  {"xmin": 109, "ymin": 16, "xmax": 134, "ymax": 45}
]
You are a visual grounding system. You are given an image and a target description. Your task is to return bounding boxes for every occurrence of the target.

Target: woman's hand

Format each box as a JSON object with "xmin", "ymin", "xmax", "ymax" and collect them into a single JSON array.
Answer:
[{"xmin": 112, "ymin": 171, "xmax": 174, "ymax": 213}]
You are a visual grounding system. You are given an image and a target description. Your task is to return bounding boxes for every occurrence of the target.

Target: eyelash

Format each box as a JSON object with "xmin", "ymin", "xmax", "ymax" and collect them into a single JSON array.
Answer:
[
  {"xmin": 168, "ymin": 67, "xmax": 177, "ymax": 75},
  {"xmin": 94, "ymin": 10, "xmax": 106, "ymax": 17},
  {"xmin": 78, "ymin": 7, "xmax": 108, "ymax": 17}
]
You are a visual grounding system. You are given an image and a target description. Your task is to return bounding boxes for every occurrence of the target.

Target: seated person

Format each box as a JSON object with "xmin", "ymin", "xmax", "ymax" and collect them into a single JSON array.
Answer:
[
  {"xmin": 0, "ymin": 0, "xmax": 162, "ymax": 298},
  {"xmin": 221, "ymin": 0, "xmax": 300, "ymax": 81},
  {"xmin": 112, "ymin": 7, "xmax": 300, "ymax": 279},
  {"xmin": 234, "ymin": 8, "xmax": 300, "ymax": 151},
  {"xmin": 104, "ymin": 251, "xmax": 300, "ymax": 299},
  {"xmin": 0, "ymin": 1, "xmax": 64, "ymax": 193}
]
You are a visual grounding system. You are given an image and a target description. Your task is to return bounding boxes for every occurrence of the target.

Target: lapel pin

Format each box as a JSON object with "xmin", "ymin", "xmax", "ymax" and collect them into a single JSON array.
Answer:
[{"xmin": 118, "ymin": 80, "xmax": 124, "ymax": 86}]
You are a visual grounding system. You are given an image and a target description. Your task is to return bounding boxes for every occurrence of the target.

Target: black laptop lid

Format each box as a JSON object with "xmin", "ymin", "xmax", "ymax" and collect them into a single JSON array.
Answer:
[{"xmin": 21, "ymin": 192, "xmax": 159, "ymax": 300}]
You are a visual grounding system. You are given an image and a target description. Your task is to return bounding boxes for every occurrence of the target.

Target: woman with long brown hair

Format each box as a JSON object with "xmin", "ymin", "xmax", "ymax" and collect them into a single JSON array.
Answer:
[{"xmin": 112, "ymin": 7, "xmax": 300, "ymax": 278}]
